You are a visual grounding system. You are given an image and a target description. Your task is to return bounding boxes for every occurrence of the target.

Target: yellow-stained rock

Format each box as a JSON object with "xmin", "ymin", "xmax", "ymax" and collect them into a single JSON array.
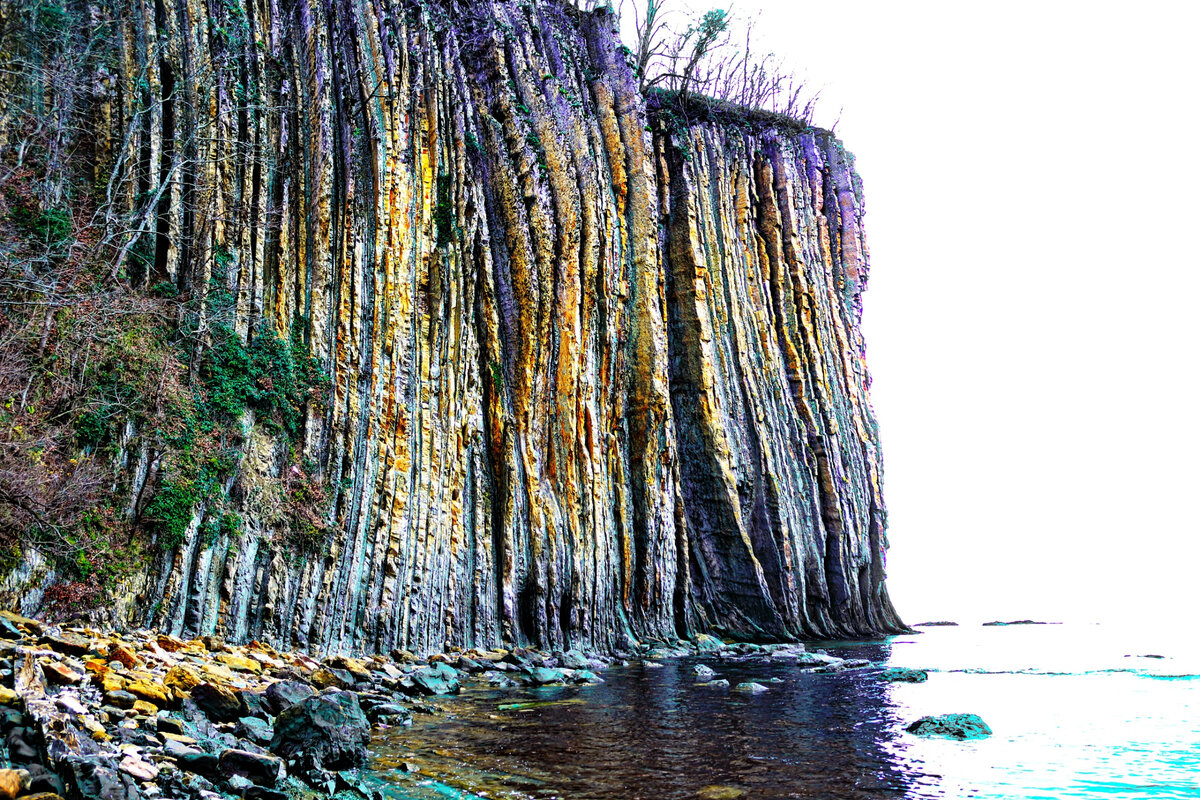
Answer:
[
  {"xmin": 0, "ymin": 768, "xmax": 26, "ymax": 799},
  {"xmin": 132, "ymin": 699, "xmax": 158, "ymax": 715},
  {"xmin": 125, "ymin": 680, "xmax": 169, "ymax": 706},
  {"xmin": 0, "ymin": 688, "xmax": 19, "ymax": 707},
  {"xmin": 215, "ymin": 652, "xmax": 262, "ymax": 674},
  {"xmin": 101, "ymin": 673, "xmax": 126, "ymax": 694},
  {"xmin": 164, "ymin": 664, "xmax": 202, "ymax": 695}
]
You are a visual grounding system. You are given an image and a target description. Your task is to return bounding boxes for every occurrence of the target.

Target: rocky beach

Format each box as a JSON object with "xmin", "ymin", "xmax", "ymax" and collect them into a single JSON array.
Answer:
[{"xmin": 0, "ymin": 610, "xmax": 911, "ymax": 800}]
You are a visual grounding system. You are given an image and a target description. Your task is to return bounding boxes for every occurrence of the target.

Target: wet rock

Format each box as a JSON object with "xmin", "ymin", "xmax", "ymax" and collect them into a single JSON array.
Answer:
[
  {"xmin": 191, "ymin": 683, "xmax": 241, "ymax": 723},
  {"xmin": 906, "ymin": 713, "xmax": 992, "ymax": 739},
  {"xmin": 7, "ymin": 727, "xmax": 40, "ymax": 763},
  {"xmin": 402, "ymin": 663, "xmax": 460, "ymax": 696},
  {"xmin": 913, "ymin": 621, "xmax": 958, "ymax": 627},
  {"xmin": 693, "ymin": 634, "xmax": 725, "ymax": 653},
  {"xmin": 697, "ymin": 679, "xmax": 730, "ymax": 689},
  {"xmin": 693, "ymin": 664, "xmax": 716, "ymax": 679},
  {"xmin": 218, "ymin": 748, "xmax": 283, "ymax": 787},
  {"xmin": 734, "ymin": 682, "xmax": 768, "ymax": 694},
  {"xmin": 269, "ymin": 690, "xmax": 370, "ymax": 773},
  {"xmin": 982, "ymin": 620, "xmax": 1056, "ymax": 627},
  {"xmin": 365, "ymin": 704, "xmax": 411, "ymax": 725},
  {"xmin": 243, "ymin": 787, "xmax": 288, "ymax": 800},
  {"xmin": 879, "ymin": 667, "xmax": 929, "ymax": 683},
  {"xmin": 524, "ymin": 667, "xmax": 568, "ymax": 687},
  {"xmin": 262, "ymin": 681, "xmax": 314, "ymax": 716}
]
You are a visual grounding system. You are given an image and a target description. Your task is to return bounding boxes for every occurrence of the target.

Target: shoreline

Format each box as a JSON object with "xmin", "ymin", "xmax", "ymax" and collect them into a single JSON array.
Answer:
[{"xmin": 0, "ymin": 612, "xmax": 887, "ymax": 800}]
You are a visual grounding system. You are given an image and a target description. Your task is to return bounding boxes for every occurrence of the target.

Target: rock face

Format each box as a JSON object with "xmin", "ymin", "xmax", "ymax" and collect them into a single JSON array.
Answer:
[{"xmin": 5, "ymin": 0, "xmax": 903, "ymax": 653}]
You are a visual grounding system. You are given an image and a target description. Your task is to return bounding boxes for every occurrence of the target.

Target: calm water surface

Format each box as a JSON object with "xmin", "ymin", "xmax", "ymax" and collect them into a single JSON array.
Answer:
[{"xmin": 366, "ymin": 624, "xmax": 1200, "ymax": 799}]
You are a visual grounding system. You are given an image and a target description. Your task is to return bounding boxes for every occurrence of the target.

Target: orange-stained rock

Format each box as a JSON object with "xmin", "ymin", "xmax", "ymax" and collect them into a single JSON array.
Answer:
[{"xmin": 108, "ymin": 644, "xmax": 141, "ymax": 669}]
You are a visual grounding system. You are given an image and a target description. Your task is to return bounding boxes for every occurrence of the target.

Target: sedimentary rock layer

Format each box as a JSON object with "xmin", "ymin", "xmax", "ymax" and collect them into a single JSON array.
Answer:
[{"xmin": 14, "ymin": 0, "xmax": 904, "ymax": 652}]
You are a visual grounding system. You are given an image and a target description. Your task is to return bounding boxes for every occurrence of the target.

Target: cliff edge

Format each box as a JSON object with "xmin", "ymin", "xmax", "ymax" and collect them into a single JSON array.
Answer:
[{"xmin": 0, "ymin": 0, "xmax": 905, "ymax": 653}]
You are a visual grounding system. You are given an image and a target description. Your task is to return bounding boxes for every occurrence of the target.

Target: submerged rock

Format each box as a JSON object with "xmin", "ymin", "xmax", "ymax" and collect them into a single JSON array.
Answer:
[
  {"xmin": 879, "ymin": 668, "xmax": 929, "ymax": 683},
  {"xmin": 734, "ymin": 682, "xmax": 769, "ymax": 694},
  {"xmin": 906, "ymin": 713, "xmax": 992, "ymax": 740}
]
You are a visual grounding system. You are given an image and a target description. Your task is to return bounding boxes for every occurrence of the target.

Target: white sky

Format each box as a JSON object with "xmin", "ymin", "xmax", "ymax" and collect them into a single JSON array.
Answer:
[{"xmin": 626, "ymin": 1, "xmax": 1200, "ymax": 626}]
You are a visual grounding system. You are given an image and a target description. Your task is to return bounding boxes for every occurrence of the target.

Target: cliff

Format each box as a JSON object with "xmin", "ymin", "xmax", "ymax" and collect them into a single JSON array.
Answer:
[{"xmin": 0, "ymin": 0, "xmax": 904, "ymax": 655}]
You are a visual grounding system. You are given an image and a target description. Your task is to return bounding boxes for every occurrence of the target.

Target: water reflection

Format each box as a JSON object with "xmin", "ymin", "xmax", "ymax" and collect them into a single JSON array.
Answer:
[
  {"xmin": 370, "ymin": 625, "xmax": 1200, "ymax": 799},
  {"xmin": 372, "ymin": 639, "xmax": 933, "ymax": 799}
]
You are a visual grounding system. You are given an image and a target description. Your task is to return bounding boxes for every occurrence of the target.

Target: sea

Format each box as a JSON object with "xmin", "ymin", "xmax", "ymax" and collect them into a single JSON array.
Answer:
[{"xmin": 362, "ymin": 622, "xmax": 1200, "ymax": 799}]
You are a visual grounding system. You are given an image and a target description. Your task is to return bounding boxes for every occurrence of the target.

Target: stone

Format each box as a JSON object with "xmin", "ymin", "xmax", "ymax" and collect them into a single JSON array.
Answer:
[
  {"xmin": 262, "ymin": 680, "xmax": 314, "ymax": 715},
  {"xmin": 879, "ymin": 667, "xmax": 929, "ymax": 683},
  {"xmin": 698, "ymin": 679, "xmax": 730, "ymax": 688},
  {"xmin": 524, "ymin": 667, "xmax": 568, "ymax": 686},
  {"xmin": 269, "ymin": 690, "xmax": 370, "ymax": 772},
  {"xmin": 366, "ymin": 703, "xmax": 412, "ymax": 725},
  {"xmin": 156, "ymin": 634, "xmax": 187, "ymax": 652},
  {"xmin": 163, "ymin": 665, "xmax": 201, "ymax": 696},
  {"xmin": 734, "ymin": 682, "xmax": 769, "ymax": 694},
  {"xmin": 108, "ymin": 644, "xmax": 141, "ymax": 669},
  {"xmin": 191, "ymin": 682, "xmax": 241, "ymax": 722},
  {"xmin": 402, "ymin": 663, "xmax": 460, "ymax": 695},
  {"xmin": 41, "ymin": 662, "xmax": 82, "ymax": 686},
  {"xmin": 40, "ymin": 634, "xmax": 90, "ymax": 657},
  {"xmin": 326, "ymin": 655, "xmax": 372, "ymax": 680},
  {"xmin": 215, "ymin": 653, "xmax": 262, "ymax": 674},
  {"xmin": 310, "ymin": 668, "xmax": 351, "ymax": 690},
  {"xmin": 118, "ymin": 756, "xmax": 158, "ymax": 782},
  {"xmin": 906, "ymin": 713, "xmax": 993, "ymax": 740},
  {"xmin": 218, "ymin": 749, "xmax": 283, "ymax": 787},
  {"xmin": 104, "ymin": 690, "xmax": 137, "ymax": 710},
  {"xmin": 176, "ymin": 753, "xmax": 221, "ymax": 780},
  {"xmin": 235, "ymin": 716, "xmax": 274, "ymax": 746},
  {"xmin": 693, "ymin": 664, "xmax": 716, "ymax": 679},
  {"xmin": 0, "ymin": 688, "xmax": 18, "ymax": 707},
  {"xmin": 126, "ymin": 680, "xmax": 170, "ymax": 706},
  {"xmin": 0, "ymin": 769, "xmax": 28, "ymax": 799}
]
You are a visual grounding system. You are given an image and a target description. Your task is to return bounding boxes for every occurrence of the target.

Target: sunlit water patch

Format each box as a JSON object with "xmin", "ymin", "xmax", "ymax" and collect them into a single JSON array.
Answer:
[{"xmin": 366, "ymin": 624, "xmax": 1200, "ymax": 799}]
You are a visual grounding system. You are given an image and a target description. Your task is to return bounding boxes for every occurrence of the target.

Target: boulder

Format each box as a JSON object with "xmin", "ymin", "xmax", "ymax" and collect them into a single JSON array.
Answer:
[
  {"xmin": 402, "ymin": 663, "xmax": 460, "ymax": 695},
  {"xmin": 693, "ymin": 664, "xmax": 716, "ymax": 679},
  {"xmin": 218, "ymin": 748, "xmax": 283, "ymax": 787},
  {"xmin": 310, "ymin": 668, "xmax": 353, "ymax": 690},
  {"xmin": 524, "ymin": 667, "xmax": 568, "ymax": 687},
  {"xmin": 236, "ymin": 717, "xmax": 274, "ymax": 746},
  {"xmin": 191, "ymin": 682, "xmax": 241, "ymax": 722},
  {"xmin": 263, "ymin": 680, "xmax": 314, "ymax": 716},
  {"xmin": 269, "ymin": 690, "xmax": 370, "ymax": 772},
  {"xmin": 906, "ymin": 713, "xmax": 992, "ymax": 740}
]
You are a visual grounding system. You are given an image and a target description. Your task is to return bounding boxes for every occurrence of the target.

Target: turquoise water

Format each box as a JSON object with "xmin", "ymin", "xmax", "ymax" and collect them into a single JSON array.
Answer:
[{"xmin": 369, "ymin": 623, "xmax": 1200, "ymax": 799}]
